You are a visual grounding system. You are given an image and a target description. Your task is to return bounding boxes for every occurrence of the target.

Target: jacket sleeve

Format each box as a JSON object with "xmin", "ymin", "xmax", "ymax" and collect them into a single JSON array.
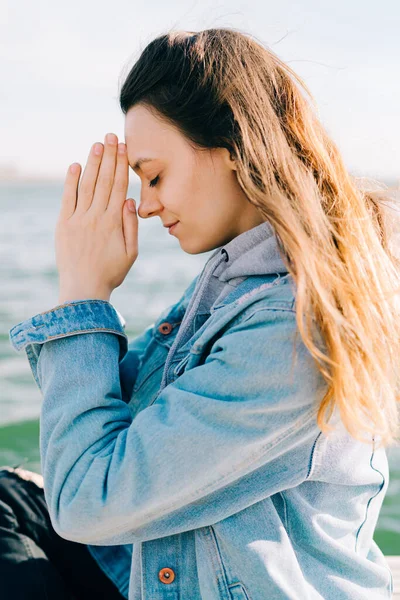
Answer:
[{"xmin": 8, "ymin": 300, "xmax": 324, "ymax": 546}]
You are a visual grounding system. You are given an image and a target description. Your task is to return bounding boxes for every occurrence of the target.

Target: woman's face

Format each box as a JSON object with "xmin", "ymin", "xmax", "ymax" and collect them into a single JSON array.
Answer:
[{"xmin": 124, "ymin": 104, "xmax": 265, "ymax": 254}]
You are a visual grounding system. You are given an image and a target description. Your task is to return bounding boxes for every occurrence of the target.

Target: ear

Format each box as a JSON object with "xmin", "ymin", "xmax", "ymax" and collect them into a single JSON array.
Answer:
[{"xmin": 221, "ymin": 147, "xmax": 237, "ymax": 171}]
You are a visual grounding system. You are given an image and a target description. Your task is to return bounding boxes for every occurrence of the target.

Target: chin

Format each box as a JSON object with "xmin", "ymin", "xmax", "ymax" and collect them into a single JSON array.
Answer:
[
  {"xmin": 186, "ymin": 240, "xmax": 222, "ymax": 256},
  {"xmin": 180, "ymin": 242, "xmax": 200, "ymax": 255}
]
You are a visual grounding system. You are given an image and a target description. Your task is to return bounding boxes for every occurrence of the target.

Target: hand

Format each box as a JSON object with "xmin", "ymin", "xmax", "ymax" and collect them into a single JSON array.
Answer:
[{"xmin": 55, "ymin": 132, "xmax": 138, "ymax": 303}]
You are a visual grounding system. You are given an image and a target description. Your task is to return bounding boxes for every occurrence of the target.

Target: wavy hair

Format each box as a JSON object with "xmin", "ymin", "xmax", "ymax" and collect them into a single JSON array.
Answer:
[{"xmin": 119, "ymin": 27, "xmax": 400, "ymax": 448}]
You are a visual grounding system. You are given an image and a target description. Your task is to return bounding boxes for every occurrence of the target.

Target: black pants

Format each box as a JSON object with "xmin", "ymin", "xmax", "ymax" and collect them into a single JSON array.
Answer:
[{"xmin": 0, "ymin": 465, "xmax": 126, "ymax": 600}]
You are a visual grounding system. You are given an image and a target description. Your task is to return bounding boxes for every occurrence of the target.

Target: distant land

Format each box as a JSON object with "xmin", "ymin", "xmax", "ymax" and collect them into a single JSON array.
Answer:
[
  {"xmin": 0, "ymin": 162, "xmax": 398, "ymax": 188},
  {"xmin": 0, "ymin": 164, "xmax": 63, "ymax": 183}
]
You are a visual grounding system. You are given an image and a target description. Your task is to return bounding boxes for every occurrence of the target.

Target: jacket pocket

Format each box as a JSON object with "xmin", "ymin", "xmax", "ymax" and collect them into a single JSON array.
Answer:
[
  {"xmin": 132, "ymin": 314, "xmax": 182, "ymax": 395},
  {"xmin": 131, "ymin": 338, "xmax": 167, "ymax": 395},
  {"xmin": 228, "ymin": 582, "xmax": 252, "ymax": 600}
]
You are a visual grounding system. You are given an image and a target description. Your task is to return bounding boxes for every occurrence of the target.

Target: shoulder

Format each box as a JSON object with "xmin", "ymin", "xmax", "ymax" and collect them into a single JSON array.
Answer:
[
  {"xmin": 239, "ymin": 273, "xmax": 296, "ymax": 312},
  {"xmin": 215, "ymin": 273, "xmax": 297, "ymax": 333},
  {"xmin": 204, "ymin": 274, "xmax": 299, "ymax": 357}
]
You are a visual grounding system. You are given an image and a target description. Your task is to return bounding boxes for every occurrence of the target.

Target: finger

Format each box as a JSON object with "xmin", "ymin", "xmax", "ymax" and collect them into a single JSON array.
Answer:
[
  {"xmin": 107, "ymin": 142, "xmax": 129, "ymax": 215},
  {"xmin": 123, "ymin": 198, "xmax": 138, "ymax": 259},
  {"xmin": 59, "ymin": 162, "xmax": 81, "ymax": 220},
  {"xmin": 75, "ymin": 142, "xmax": 104, "ymax": 213},
  {"xmin": 91, "ymin": 133, "xmax": 118, "ymax": 212}
]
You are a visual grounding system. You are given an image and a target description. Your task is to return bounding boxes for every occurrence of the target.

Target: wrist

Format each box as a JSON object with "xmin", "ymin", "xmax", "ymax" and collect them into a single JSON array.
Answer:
[{"xmin": 58, "ymin": 289, "xmax": 111, "ymax": 305}]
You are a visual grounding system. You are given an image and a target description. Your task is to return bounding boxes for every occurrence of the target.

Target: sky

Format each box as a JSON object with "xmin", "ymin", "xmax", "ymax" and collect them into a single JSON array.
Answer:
[{"xmin": 0, "ymin": 0, "xmax": 399, "ymax": 183}]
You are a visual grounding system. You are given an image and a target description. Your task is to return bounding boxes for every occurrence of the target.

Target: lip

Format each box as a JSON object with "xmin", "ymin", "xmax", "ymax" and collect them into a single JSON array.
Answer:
[{"xmin": 168, "ymin": 222, "xmax": 179, "ymax": 234}]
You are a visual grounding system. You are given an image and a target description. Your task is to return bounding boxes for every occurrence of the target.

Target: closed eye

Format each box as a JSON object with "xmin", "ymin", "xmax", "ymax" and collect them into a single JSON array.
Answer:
[{"xmin": 149, "ymin": 175, "xmax": 159, "ymax": 188}]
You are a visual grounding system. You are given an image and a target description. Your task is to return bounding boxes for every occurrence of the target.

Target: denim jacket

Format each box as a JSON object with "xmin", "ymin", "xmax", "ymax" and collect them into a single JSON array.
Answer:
[{"xmin": 8, "ymin": 222, "xmax": 393, "ymax": 599}]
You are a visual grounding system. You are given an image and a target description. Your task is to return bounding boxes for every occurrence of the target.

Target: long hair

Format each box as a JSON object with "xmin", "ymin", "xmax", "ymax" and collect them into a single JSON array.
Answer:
[{"xmin": 118, "ymin": 27, "xmax": 400, "ymax": 448}]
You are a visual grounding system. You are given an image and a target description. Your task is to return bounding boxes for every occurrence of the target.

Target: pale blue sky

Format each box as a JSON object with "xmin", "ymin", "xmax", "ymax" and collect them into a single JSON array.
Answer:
[{"xmin": 0, "ymin": 0, "xmax": 399, "ymax": 182}]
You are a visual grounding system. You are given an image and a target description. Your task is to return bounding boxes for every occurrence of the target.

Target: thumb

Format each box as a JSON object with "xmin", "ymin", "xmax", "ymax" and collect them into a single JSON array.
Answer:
[{"xmin": 123, "ymin": 198, "xmax": 138, "ymax": 258}]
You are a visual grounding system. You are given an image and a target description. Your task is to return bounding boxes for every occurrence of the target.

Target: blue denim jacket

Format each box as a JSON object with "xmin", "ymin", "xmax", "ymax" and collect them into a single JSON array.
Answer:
[{"xmin": 8, "ymin": 222, "xmax": 393, "ymax": 599}]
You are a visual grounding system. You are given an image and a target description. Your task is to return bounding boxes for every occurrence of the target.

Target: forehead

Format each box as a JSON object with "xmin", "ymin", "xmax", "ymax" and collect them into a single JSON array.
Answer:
[
  {"xmin": 124, "ymin": 105, "xmax": 186, "ymax": 167},
  {"xmin": 124, "ymin": 105, "xmax": 166, "ymax": 137},
  {"xmin": 124, "ymin": 105, "xmax": 185, "ymax": 155},
  {"xmin": 124, "ymin": 105, "xmax": 177, "ymax": 150}
]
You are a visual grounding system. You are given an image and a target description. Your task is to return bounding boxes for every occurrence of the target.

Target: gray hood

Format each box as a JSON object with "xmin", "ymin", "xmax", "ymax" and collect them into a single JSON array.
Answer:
[
  {"xmin": 201, "ymin": 220, "xmax": 288, "ymax": 310},
  {"xmin": 213, "ymin": 220, "xmax": 288, "ymax": 284}
]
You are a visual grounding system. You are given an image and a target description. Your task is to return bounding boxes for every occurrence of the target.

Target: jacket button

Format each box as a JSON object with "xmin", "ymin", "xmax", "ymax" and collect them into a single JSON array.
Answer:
[
  {"xmin": 158, "ymin": 567, "xmax": 175, "ymax": 584},
  {"xmin": 158, "ymin": 322, "xmax": 173, "ymax": 335}
]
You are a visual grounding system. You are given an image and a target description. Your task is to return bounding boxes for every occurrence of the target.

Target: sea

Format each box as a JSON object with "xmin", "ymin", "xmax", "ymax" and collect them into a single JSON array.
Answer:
[{"xmin": 1, "ymin": 180, "xmax": 399, "ymax": 555}]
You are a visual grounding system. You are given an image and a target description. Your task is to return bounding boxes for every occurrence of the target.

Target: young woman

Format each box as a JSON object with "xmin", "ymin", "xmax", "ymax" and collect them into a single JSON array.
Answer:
[{"xmin": 4, "ymin": 27, "xmax": 400, "ymax": 600}]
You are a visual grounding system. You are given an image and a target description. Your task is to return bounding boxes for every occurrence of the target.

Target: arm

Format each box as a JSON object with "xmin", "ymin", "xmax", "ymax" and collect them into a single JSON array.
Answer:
[{"xmin": 9, "ymin": 301, "xmax": 324, "ymax": 546}]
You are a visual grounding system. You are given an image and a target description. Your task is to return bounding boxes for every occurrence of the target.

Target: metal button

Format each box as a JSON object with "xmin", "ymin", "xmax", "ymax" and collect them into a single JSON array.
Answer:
[
  {"xmin": 158, "ymin": 567, "xmax": 175, "ymax": 584},
  {"xmin": 158, "ymin": 322, "xmax": 173, "ymax": 335}
]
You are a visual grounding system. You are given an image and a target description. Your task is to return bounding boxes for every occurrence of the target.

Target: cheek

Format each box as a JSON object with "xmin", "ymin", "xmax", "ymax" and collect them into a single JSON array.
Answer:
[
  {"xmin": 164, "ymin": 167, "xmax": 200, "ymax": 214},
  {"xmin": 162, "ymin": 180, "xmax": 189, "ymax": 216}
]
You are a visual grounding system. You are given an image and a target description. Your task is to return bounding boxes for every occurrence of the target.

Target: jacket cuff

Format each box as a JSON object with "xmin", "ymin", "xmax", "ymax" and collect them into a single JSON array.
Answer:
[{"xmin": 8, "ymin": 299, "xmax": 127, "ymax": 354}]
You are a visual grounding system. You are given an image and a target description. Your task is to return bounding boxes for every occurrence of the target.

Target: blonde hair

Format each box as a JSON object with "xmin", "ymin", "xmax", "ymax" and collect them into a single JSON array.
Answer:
[{"xmin": 119, "ymin": 27, "xmax": 400, "ymax": 448}]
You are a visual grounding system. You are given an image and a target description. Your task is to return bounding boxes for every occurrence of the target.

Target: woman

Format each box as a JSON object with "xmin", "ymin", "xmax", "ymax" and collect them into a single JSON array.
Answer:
[{"xmin": 4, "ymin": 27, "xmax": 400, "ymax": 599}]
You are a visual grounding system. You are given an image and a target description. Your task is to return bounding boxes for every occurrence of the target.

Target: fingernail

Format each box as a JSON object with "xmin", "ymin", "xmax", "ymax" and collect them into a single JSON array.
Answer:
[
  {"xmin": 118, "ymin": 143, "xmax": 126, "ymax": 154},
  {"xmin": 106, "ymin": 133, "xmax": 117, "ymax": 145},
  {"xmin": 94, "ymin": 143, "xmax": 103, "ymax": 155},
  {"xmin": 128, "ymin": 199, "xmax": 136, "ymax": 212}
]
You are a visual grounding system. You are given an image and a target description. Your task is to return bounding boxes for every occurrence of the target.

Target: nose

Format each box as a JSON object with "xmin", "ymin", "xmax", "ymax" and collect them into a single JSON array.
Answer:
[{"xmin": 137, "ymin": 191, "xmax": 163, "ymax": 220}]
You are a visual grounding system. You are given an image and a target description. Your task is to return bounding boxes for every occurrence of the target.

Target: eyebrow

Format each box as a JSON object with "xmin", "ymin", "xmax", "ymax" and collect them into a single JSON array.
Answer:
[{"xmin": 132, "ymin": 157, "xmax": 155, "ymax": 171}]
